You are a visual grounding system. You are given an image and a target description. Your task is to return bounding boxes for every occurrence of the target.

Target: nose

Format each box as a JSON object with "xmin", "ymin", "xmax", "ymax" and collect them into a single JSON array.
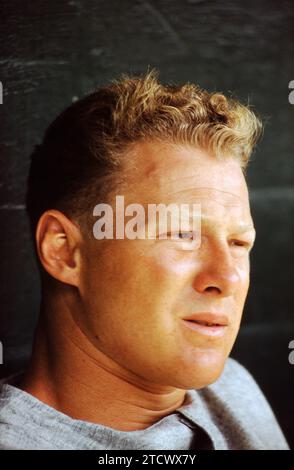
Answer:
[{"xmin": 192, "ymin": 245, "xmax": 242, "ymax": 298}]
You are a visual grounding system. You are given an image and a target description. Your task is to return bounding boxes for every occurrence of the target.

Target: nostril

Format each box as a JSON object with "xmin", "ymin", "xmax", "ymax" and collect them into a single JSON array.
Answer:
[{"xmin": 204, "ymin": 286, "xmax": 221, "ymax": 294}]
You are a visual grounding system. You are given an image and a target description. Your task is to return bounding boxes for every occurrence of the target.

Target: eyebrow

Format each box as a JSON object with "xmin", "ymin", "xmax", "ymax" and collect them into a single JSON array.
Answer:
[
  {"xmin": 189, "ymin": 214, "xmax": 256, "ymax": 235},
  {"xmin": 231, "ymin": 225, "xmax": 256, "ymax": 235}
]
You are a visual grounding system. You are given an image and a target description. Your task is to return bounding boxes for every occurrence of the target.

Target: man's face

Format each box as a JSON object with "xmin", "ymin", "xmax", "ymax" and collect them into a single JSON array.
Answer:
[{"xmin": 79, "ymin": 141, "xmax": 255, "ymax": 389}]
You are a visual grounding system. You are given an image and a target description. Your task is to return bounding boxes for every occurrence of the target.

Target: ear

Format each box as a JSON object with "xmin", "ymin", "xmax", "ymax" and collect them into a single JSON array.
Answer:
[{"xmin": 35, "ymin": 210, "xmax": 83, "ymax": 287}]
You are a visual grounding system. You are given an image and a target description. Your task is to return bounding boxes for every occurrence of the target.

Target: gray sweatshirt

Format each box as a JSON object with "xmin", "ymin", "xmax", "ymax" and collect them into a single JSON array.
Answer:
[{"xmin": 0, "ymin": 358, "xmax": 289, "ymax": 450}]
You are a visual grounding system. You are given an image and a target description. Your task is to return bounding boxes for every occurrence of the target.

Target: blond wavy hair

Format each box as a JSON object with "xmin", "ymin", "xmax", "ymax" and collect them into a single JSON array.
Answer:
[
  {"xmin": 106, "ymin": 69, "xmax": 262, "ymax": 169},
  {"xmin": 26, "ymin": 69, "xmax": 262, "ymax": 232}
]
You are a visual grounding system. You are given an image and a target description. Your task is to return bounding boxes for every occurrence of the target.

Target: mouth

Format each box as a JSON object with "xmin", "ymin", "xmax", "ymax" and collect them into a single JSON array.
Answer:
[{"xmin": 182, "ymin": 313, "xmax": 229, "ymax": 337}]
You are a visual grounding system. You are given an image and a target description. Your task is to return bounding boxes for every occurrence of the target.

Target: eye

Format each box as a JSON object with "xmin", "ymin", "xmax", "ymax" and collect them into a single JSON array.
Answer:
[
  {"xmin": 157, "ymin": 231, "xmax": 201, "ymax": 250},
  {"xmin": 230, "ymin": 239, "xmax": 252, "ymax": 250},
  {"xmin": 167, "ymin": 231, "xmax": 194, "ymax": 240}
]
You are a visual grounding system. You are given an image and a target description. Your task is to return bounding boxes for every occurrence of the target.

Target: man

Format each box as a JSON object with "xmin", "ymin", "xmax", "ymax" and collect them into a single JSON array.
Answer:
[{"xmin": 0, "ymin": 70, "xmax": 289, "ymax": 450}]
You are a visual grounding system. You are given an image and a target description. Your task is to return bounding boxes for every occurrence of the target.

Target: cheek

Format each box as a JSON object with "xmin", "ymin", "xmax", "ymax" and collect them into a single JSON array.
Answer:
[
  {"xmin": 236, "ymin": 262, "xmax": 250, "ymax": 288},
  {"xmin": 144, "ymin": 246, "xmax": 198, "ymax": 280},
  {"xmin": 234, "ymin": 263, "xmax": 250, "ymax": 309},
  {"xmin": 136, "ymin": 250, "xmax": 199, "ymax": 325}
]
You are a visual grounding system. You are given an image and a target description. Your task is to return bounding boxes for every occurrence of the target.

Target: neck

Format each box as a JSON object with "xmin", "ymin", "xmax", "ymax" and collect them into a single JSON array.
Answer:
[{"xmin": 20, "ymin": 287, "xmax": 186, "ymax": 431}]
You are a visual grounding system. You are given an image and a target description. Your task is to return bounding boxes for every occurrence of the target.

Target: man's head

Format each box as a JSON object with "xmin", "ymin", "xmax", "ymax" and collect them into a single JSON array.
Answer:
[{"xmin": 26, "ymin": 70, "xmax": 261, "ymax": 390}]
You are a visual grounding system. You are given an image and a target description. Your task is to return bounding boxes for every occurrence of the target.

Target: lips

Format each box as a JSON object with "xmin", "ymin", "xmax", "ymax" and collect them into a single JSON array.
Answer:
[
  {"xmin": 182, "ymin": 312, "xmax": 229, "ymax": 337},
  {"xmin": 183, "ymin": 312, "xmax": 228, "ymax": 326}
]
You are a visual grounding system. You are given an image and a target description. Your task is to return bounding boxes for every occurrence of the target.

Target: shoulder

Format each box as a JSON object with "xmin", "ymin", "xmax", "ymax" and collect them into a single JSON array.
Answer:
[
  {"xmin": 210, "ymin": 356, "xmax": 266, "ymax": 399},
  {"xmin": 0, "ymin": 373, "xmax": 50, "ymax": 449},
  {"xmin": 208, "ymin": 357, "xmax": 276, "ymax": 418},
  {"xmin": 200, "ymin": 357, "xmax": 289, "ymax": 449}
]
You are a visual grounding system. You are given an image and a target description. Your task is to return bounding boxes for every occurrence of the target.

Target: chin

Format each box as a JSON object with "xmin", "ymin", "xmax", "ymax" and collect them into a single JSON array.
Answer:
[{"xmin": 167, "ymin": 350, "xmax": 228, "ymax": 390}]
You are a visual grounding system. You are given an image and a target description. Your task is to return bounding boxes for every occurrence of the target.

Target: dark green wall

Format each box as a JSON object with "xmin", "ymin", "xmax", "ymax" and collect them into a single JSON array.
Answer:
[{"xmin": 0, "ymin": 0, "xmax": 293, "ymax": 447}]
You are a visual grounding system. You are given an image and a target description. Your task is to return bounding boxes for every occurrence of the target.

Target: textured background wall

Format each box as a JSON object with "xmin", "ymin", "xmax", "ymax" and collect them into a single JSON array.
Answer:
[{"xmin": 0, "ymin": 0, "xmax": 293, "ymax": 448}]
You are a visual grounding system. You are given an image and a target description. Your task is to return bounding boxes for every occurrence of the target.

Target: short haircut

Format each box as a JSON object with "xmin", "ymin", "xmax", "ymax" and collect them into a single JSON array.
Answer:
[{"xmin": 26, "ymin": 69, "xmax": 262, "ymax": 237}]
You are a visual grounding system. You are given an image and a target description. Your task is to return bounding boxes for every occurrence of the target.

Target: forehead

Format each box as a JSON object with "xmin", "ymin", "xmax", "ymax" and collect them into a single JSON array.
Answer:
[
  {"xmin": 124, "ymin": 140, "xmax": 250, "ymax": 209},
  {"xmin": 117, "ymin": 141, "xmax": 254, "ymax": 232}
]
